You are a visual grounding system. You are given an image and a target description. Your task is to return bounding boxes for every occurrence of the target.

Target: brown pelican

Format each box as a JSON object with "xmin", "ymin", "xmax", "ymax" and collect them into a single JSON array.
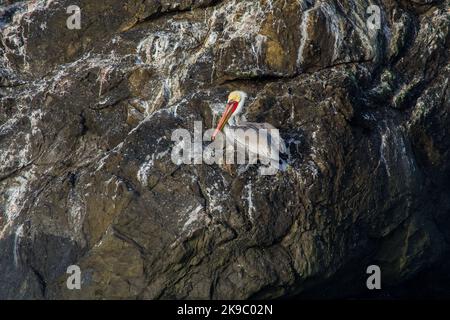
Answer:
[{"xmin": 212, "ymin": 91, "xmax": 287, "ymax": 166}]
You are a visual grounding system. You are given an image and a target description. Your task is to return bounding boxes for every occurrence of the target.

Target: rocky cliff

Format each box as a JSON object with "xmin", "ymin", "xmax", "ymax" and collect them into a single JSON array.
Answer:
[{"xmin": 0, "ymin": 0, "xmax": 449, "ymax": 299}]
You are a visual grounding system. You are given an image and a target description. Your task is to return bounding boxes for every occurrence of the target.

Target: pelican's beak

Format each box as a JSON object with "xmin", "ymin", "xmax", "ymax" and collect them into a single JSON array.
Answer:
[{"xmin": 212, "ymin": 100, "xmax": 238, "ymax": 140}]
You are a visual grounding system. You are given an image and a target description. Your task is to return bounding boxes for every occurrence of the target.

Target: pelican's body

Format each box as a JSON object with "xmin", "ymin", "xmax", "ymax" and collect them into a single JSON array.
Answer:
[{"xmin": 212, "ymin": 91, "xmax": 287, "ymax": 164}]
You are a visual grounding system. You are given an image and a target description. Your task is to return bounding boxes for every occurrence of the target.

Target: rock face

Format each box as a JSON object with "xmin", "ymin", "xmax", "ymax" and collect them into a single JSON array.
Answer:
[{"xmin": 0, "ymin": 0, "xmax": 449, "ymax": 299}]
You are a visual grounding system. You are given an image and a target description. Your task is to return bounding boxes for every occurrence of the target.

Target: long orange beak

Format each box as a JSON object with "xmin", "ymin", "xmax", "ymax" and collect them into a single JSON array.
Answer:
[{"xmin": 212, "ymin": 100, "xmax": 238, "ymax": 140}]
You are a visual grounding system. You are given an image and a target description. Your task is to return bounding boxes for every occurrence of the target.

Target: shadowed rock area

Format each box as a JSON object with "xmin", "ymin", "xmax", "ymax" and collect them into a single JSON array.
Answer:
[{"xmin": 0, "ymin": 0, "xmax": 449, "ymax": 299}]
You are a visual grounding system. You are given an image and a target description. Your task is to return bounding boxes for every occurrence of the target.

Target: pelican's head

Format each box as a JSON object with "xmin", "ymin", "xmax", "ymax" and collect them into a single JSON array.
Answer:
[{"xmin": 212, "ymin": 90, "xmax": 247, "ymax": 140}]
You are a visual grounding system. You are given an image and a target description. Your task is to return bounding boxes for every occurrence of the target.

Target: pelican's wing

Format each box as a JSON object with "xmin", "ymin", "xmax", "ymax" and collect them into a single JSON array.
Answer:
[
  {"xmin": 226, "ymin": 125, "xmax": 259, "ymax": 158},
  {"xmin": 227, "ymin": 122, "xmax": 287, "ymax": 161},
  {"xmin": 240, "ymin": 122, "xmax": 287, "ymax": 155}
]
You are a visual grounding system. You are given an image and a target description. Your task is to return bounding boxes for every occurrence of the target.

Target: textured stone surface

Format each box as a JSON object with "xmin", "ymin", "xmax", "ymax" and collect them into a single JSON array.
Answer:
[{"xmin": 0, "ymin": 0, "xmax": 449, "ymax": 299}]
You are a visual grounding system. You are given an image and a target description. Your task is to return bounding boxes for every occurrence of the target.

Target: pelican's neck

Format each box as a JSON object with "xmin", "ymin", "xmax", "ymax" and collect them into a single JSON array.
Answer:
[
  {"xmin": 228, "ymin": 114, "xmax": 240, "ymax": 126},
  {"xmin": 228, "ymin": 99, "xmax": 245, "ymax": 126}
]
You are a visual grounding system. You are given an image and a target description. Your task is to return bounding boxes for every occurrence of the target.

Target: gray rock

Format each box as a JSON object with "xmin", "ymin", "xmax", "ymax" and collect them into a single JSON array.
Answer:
[{"xmin": 0, "ymin": 0, "xmax": 449, "ymax": 299}]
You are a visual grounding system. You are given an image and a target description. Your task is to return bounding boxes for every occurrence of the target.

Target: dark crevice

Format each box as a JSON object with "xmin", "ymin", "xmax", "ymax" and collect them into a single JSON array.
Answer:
[
  {"xmin": 30, "ymin": 265, "xmax": 47, "ymax": 298},
  {"xmin": 79, "ymin": 112, "xmax": 88, "ymax": 136},
  {"xmin": 0, "ymin": 161, "xmax": 34, "ymax": 183},
  {"xmin": 123, "ymin": 0, "xmax": 224, "ymax": 31},
  {"xmin": 112, "ymin": 226, "xmax": 147, "ymax": 257},
  {"xmin": 218, "ymin": 59, "xmax": 374, "ymax": 86}
]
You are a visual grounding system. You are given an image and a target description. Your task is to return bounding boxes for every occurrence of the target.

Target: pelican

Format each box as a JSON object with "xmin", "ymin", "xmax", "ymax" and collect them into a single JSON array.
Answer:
[{"xmin": 212, "ymin": 91, "xmax": 287, "ymax": 167}]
